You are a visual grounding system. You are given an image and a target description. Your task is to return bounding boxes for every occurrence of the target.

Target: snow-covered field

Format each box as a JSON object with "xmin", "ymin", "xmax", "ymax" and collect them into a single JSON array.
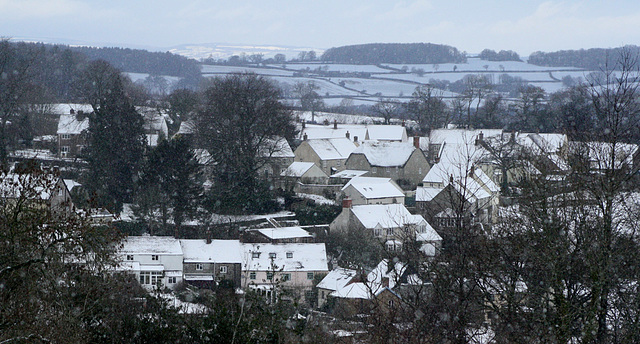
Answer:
[
  {"xmin": 382, "ymin": 57, "xmax": 581, "ymax": 73},
  {"xmin": 268, "ymin": 76, "xmax": 362, "ymax": 97},
  {"xmin": 201, "ymin": 64, "xmax": 295, "ymax": 76},
  {"xmin": 276, "ymin": 63, "xmax": 392, "ymax": 74}
]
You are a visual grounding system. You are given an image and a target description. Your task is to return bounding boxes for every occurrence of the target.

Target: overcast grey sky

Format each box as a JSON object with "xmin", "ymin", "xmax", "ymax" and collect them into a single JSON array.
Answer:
[{"xmin": 2, "ymin": 0, "xmax": 640, "ymax": 55}]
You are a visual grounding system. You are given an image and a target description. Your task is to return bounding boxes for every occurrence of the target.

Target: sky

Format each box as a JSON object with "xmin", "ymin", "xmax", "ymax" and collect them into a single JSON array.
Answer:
[{"xmin": 2, "ymin": 0, "xmax": 640, "ymax": 56}]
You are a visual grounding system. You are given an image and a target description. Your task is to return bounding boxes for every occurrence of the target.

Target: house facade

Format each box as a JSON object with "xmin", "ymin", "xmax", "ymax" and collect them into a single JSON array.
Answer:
[
  {"xmin": 341, "ymin": 177, "xmax": 405, "ymax": 205},
  {"xmin": 294, "ymin": 137, "xmax": 357, "ymax": 176},
  {"xmin": 180, "ymin": 239, "xmax": 242, "ymax": 288},
  {"xmin": 119, "ymin": 236, "xmax": 184, "ymax": 289},
  {"xmin": 57, "ymin": 111, "xmax": 89, "ymax": 159}
]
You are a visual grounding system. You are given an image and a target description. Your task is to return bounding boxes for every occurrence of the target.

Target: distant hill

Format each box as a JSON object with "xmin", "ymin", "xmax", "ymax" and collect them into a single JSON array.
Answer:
[
  {"xmin": 321, "ymin": 43, "xmax": 466, "ymax": 64},
  {"xmin": 69, "ymin": 46, "xmax": 201, "ymax": 82},
  {"xmin": 528, "ymin": 45, "xmax": 640, "ymax": 70}
]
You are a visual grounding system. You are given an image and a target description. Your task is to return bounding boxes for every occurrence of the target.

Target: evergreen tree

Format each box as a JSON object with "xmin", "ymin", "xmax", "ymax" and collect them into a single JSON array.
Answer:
[{"xmin": 79, "ymin": 60, "xmax": 146, "ymax": 213}]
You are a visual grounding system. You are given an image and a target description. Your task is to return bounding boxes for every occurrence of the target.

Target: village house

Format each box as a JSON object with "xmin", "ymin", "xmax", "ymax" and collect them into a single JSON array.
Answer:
[
  {"xmin": 0, "ymin": 168, "xmax": 74, "ymax": 218},
  {"xmin": 316, "ymin": 267, "xmax": 358, "ymax": 308},
  {"xmin": 180, "ymin": 239, "xmax": 242, "ymax": 289},
  {"xmin": 341, "ymin": 176, "xmax": 405, "ymax": 205},
  {"xmin": 280, "ymin": 161, "xmax": 329, "ymax": 192},
  {"xmin": 257, "ymin": 137, "xmax": 296, "ymax": 180},
  {"xmin": 330, "ymin": 201, "xmax": 441, "ymax": 254},
  {"xmin": 294, "ymin": 137, "xmax": 358, "ymax": 175},
  {"xmin": 241, "ymin": 243, "xmax": 328, "ymax": 303},
  {"xmin": 118, "ymin": 235, "xmax": 184, "ymax": 290},
  {"xmin": 142, "ymin": 112, "xmax": 169, "ymax": 146},
  {"xmin": 57, "ymin": 110, "xmax": 89, "ymax": 159},
  {"xmin": 329, "ymin": 169, "xmax": 369, "ymax": 185},
  {"xmin": 344, "ymin": 139, "xmax": 430, "ymax": 189}
]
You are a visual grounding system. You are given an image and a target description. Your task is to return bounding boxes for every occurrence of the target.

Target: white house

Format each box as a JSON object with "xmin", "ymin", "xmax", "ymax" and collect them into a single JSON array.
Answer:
[
  {"xmin": 180, "ymin": 239, "xmax": 243, "ymax": 288},
  {"xmin": 119, "ymin": 235, "xmax": 184, "ymax": 289},
  {"xmin": 241, "ymin": 243, "xmax": 329, "ymax": 301}
]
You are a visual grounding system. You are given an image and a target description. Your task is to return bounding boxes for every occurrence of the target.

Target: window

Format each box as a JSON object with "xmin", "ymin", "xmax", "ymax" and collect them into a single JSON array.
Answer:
[
  {"xmin": 196, "ymin": 263, "xmax": 203, "ymax": 270},
  {"xmin": 267, "ymin": 272, "xmax": 274, "ymax": 280},
  {"xmin": 286, "ymin": 252, "xmax": 293, "ymax": 259},
  {"xmin": 126, "ymin": 255, "xmax": 133, "ymax": 261},
  {"xmin": 61, "ymin": 146, "xmax": 69, "ymax": 153},
  {"xmin": 374, "ymin": 228, "xmax": 383, "ymax": 237},
  {"xmin": 250, "ymin": 272, "xmax": 256, "ymax": 280},
  {"xmin": 219, "ymin": 266, "xmax": 228, "ymax": 274},
  {"xmin": 388, "ymin": 300, "xmax": 394, "ymax": 308},
  {"xmin": 151, "ymin": 255, "xmax": 159, "ymax": 261},
  {"xmin": 168, "ymin": 276, "xmax": 177, "ymax": 284},
  {"xmin": 282, "ymin": 273, "xmax": 291, "ymax": 282},
  {"xmin": 372, "ymin": 167, "xmax": 377, "ymax": 173},
  {"xmin": 139, "ymin": 271, "xmax": 162, "ymax": 285},
  {"xmin": 252, "ymin": 252, "xmax": 260, "ymax": 259},
  {"xmin": 386, "ymin": 228, "xmax": 394, "ymax": 236},
  {"xmin": 307, "ymin": 272, "xmax": 314, "ymax": 280},
  {"xmin": 61, "ymin": 134, "xmax": 71, "ymax": 140},
  {"xmin": 269, "ymin": 252, "xmax": 277, "ymax": 259}
]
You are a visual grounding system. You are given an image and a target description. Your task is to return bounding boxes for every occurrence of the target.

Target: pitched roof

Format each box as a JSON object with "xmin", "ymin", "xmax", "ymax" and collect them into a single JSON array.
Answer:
[
  {"xmin": 57, "ymin": 114, "xmax": 89, "ymax": 135},
  {"xmin": 350, "ymin": 204, "xmax": 425, "ymax": 229},
  {"xmin": 281, "ymin": 162, "xmax": 316, "ymax": 177},
  {"xmin": 0, "ymin": 173, "xmax": 62, "ymax": 200},
  {"xmin": 330, "ymin": 170, "xmax": 369, "ymax": 179},
  {"xmin": 317, "ymin": 267, "xmax": 358, "ymax": 291},
  {"xmin": 300, "ymin": 124, "xmax": 368, "ymax": 141},
  {"xmin": 415, "ymin": 187, "xmax": 443, "ymax": 202},
  {"xmin": 179, "ymin": 239, "xmax": 242, "ymax": 263},
  {"xmin": 366, "ymin": 125, "xmax": 407, "ymax": 141},
  {"xmin": 242, "ymin": 243, "xmax": 328, "ymax": 272},
  {"xmin": 120, "ymin": 236, "xmax": 183, "ymax": 255},
  {"xmin": 261, "ymin": 137, "xmax": 295, "ymax": 158},
  {"xmin": 343, "ymin": 177, "xmax": 404, "ymax": 199},
  {"xmin": 350, "ymin": 141, "xmax": 417, "ymax": 167},
  {"xmin": 305, "ymin": 138, "xmax": 357, "ymax": 160}
]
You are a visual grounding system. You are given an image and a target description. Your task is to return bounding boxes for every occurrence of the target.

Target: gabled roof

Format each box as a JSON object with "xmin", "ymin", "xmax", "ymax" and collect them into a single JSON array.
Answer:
[
  {"xmin": 299, "ymin": 124, "xmax": 368, "ymax": 141},
  {"xmin": 350, "ymin": 141, "xmax": 418, "ymax": 167},
  {"xmin": 366, "ymin": 125, "xmax": 407, "ymax": 141},
  {"xmin": 415, "ymin": 187, "xmax": 443, "ymax": 202},
  {"xmin": 342, "ymin": 177, "xmax": 404, "ymax": 199},
  {"xmin": 121, "ymin": 236, "xmax": 183, "ymax": 255},
  {"xmin": 260, "ymin": 137, "xmax": 295, "ymax": 158},
  {"xmin": 317, "ymin": 267, "xmax": 358, "ymax": 291},
  {"xmin": 304, "ymin": 138, "xmax": 357, "ymax": 160},
  {"xmin": 0, "ymin": 172, "xmax": 63, "ymax": 200},
  {"xmin": 281, "ymin": 162, "xmax": 316, "ymax": 177},
  {"xmin": 57, "ymin": 114, "xmax": 89, "ymax": 135},
  {"xmin": 242, "ymin": 243, "xmax": 328, "ymax": 272},
  {"xmin": 350, "ymin": 204, "xmax": 425, "ymax": 229},
  {"xmin": 180, "ymin": 239, "xmax": 242, "ymax": 263}
]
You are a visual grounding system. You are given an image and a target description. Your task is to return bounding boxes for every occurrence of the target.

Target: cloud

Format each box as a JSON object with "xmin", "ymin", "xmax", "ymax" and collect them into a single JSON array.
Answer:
[{"xmin": 0, "ymin": 0, "xmax": 88, "ymax": 19}]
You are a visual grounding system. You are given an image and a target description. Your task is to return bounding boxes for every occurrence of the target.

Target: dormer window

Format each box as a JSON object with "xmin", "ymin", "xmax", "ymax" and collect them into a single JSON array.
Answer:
[
  {"xmin": 126, "ymin": 255, "xmax": 134, "ymax": 261},
  {"xmin": 151, "ymin": 255, "xmax": 159, "ymax": 261}
]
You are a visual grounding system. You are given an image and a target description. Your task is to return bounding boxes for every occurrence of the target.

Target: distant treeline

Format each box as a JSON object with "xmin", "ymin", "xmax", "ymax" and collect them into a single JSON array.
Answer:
[
  {"xmin": 478, "ymin": 49, "xmax": 522, "ymax": 62},
  {"xmin": 69, "ymin": 46, "xmax": 201, "ymax": 81},
  {"xmin": 4, "ymin": 41, "xmax": 203, "ymax": 102},
  {"xmin": 528, "ymin": 45, "xmax": 640, "ymax": 70},
  {"xmin": 321, "ymin": 43, "xmax": 467, "ymax": 64}
]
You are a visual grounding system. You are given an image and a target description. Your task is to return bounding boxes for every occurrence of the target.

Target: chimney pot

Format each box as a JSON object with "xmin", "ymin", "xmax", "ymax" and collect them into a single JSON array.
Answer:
[
  {"xmin": 303, "ymin": 133, "xmax": 308, "ymax": 141},
  {"xmin": 333, "ymin": 120, "xmax": 338, "ymax": 129},
  {"xmin": 354, "ymin": 135, "xmax": 358, "ymax": 143},
  {"xmin": 345, "ymin": 131, "xmax": 350, "ymax": 139},
  {"xmin": 69, "ymin": 109, "xmax": 75, "ymax": 115}
]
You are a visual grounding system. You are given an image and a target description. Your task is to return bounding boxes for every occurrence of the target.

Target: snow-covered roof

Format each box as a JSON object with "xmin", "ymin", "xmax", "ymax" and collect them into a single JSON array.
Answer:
[
  {"xmin": 330, "ymin": 259, "xmax": 411, "ymax": 299},
  {"xmin": 330, "ymin": 170, "xmax": 369, "ymax": 179},
  {"xmin": 261, "ymin": 137, "xmax": 295, "ymax": 158},
  {"xmin": 176, "ymin": 120, "xmax": 196, "ymax": 135},
  {"xmin": 366, "ymin": 125, "xmax": 407, "ymax": 141},
  {"xmin": 330, "ymin": 282, "xmax": 372, "ymax": 299},
  {"xmin": 343, "ymin": 177, "xmax": 404, "ymax": 199},
  {"xmin": 251, "ymin": 226, "xmax": 313, "ymax": 240},
  {"xmin": 350, "ymin": 141, "xmax": 418, "ymax": 167},
  {"xmin": 428, "ymin": 129, "xmax": 503, "ymax": 146},
  {"xmin": 300, "ymin": 124, "xmax": 368, "ymax": 141},
  {"xmin": 281, "ymin": 162, "xmax": 315, "ymax": 177},
  {"xmin": 51, "ymin": 104, "xmax": 94, "ymax": 115},
  {"xmin": 305, "ymin": 138, "xmax": 357, "ymax": 160},
  {"xmin": 350, "ymin": 204, "xmax": 425, "ymax": 229},
  {"xmin": 63, "ymin": 179, "xmax": 81, "ymax": 192},
  {"xmin": 242, "ymin": 243, "xmax": 328, "ymax": 272},
  {"xmin": 317, "ymin": 267, "xmax": 358, "ymax": 291},
  {"xmin": 415, "ymin": 187, "xmax": 443, "ymax": 202},
  {"xmin": 120, "ymin": 236, "xmax": 183, "ymax": 255},
  {"xmin": 180, "ymin": 239, "xmax": 242, "ymax": 263},
  {"xmin": 57, "ymin": 114, "xmax": 89, "ymax": 135},
  {"xmin": 0, "ymin": 173, "xmax": 62, "ymax": 200}
]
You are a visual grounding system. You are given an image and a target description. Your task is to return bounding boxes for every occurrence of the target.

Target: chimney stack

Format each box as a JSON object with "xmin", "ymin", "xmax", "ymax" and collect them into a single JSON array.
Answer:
[
  {"xmin": 345, "ymin": 131, "xmax": 350, "ymax": 139},
  {"xmin": 353, "ymin": 135, "xmax": 358, "ymax": 143},
  {"xmin": 342, "ymin": 198, "xmax": 352, "ymax": 209},
  {"xmin": 303, "ymin": 133, "xmax": 308, "ymax": 141},
  {"xmin": 413, "ymin": 136, "xmax": 421, "ymax": 149},
  {"xmin": 69, "ymin": 109, "xmax": 75, "ymax": 115},
  {"xmin": 206, "ymin": 231, "xmax": 212, "ymax": 244},
  {"xmin": 402, "ymin": 120, "xmax": 405, "ymax": 127},
  {"xmin": 302, "ymin": 120, "xmax": 306, "ymax": 129},
  {"xmin": 333, "ymin": 120, "xmax": 338, "ymax": 130}
]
